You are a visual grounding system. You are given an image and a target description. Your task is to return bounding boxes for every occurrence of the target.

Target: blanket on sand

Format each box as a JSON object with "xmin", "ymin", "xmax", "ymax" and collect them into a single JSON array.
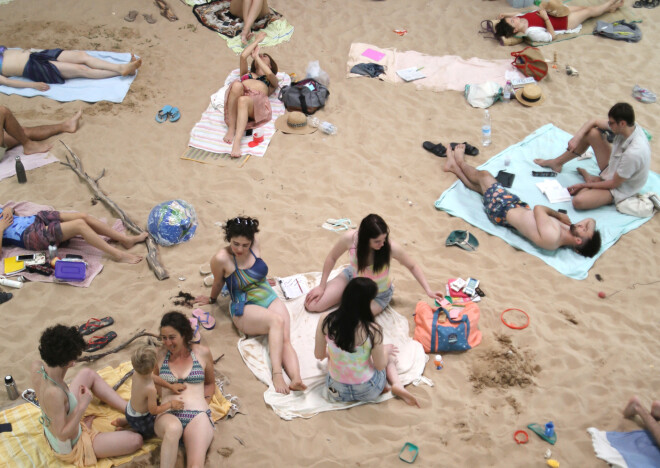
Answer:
[
  {"xmin": 236, "ymin": 269, "xmax": 429, "ymax": 420},
  {"xmin": 0, "ymin": 146, "xmax": 58, "ymax": 182},
  {"xmin": 0, "ymin": 51, "xmax": 138, "ymax": 103},
  {"xmin": 588, "ymin": 427, "xmax": 660, "ymax": 468},
  {"xmin": 347, "ymin": 43, "xmax": 524, "ymax": 91},
  {"xmin": 434, "ymin": 124, "xmax": 659, "ymax": 280},
  {"xmin": 0, "ymin": 361, "xmax": 232, "ymax": 468}
]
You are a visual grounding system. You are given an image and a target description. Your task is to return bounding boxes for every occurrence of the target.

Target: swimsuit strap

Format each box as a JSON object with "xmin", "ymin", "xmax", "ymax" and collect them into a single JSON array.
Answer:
[{"xmin": 37, "ymin": 366, "xmax": 68, "ymax": 427}]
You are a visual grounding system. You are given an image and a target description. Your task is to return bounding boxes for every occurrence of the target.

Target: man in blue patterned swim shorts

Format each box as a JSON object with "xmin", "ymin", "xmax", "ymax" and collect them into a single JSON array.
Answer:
[{"xmin": 443, "ymin": 144, "xmax": 601, "ymax": 257}]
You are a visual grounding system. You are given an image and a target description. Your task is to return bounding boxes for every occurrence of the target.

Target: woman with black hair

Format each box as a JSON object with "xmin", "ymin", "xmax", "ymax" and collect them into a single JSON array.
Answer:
[
  {"xmin": 314, "ymin": 278, "xmax": 419, "ymax": 406},
  {"xmin": 305, "ymin": 214, "xmax": 443, "ymax": 316},
  {"xmin": 195, "ymin": 216, "xmax": 306, "ymax": 395}
]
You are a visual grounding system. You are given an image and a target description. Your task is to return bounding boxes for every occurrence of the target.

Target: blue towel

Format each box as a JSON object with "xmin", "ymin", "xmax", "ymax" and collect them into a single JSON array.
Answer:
[
  {"xmin": 589, "ymin": 427, "xmax": 660, "ymax": 468},
  {"xmin": 435, "ymin": 124, "xmax": 659, "ymax": 280},
  {"xmin": 0, "ymin": 51, "xmax": 138, "ymax": 103}
]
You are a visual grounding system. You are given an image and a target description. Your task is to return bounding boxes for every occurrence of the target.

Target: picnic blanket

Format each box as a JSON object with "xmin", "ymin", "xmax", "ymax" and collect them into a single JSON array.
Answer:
[
  {"xmin": 588, "ymin": 427, "xmax": 660, "ymax": 468},
  {"xmin": 0, "ymin": 361, "xmax": 232, "ymax": 468},
  {"xmin": 236, "ymin": 268, "xmax": 429, "ymax": 420},
  {"xmin": 0, "ymin": 51, "xmax": 138, "ymax": 103},
  {"xmin": 186, "ymin": 69, "xmax": 290, "ymax": 161},
  {"xmin": 0, "ymin": 146, "xmax": 58, "ymax": 182},
  {"xmin": 434, "ymin": 124, "xmax": 659, "ymax": 280},
  {"xmin": 347, "ymin": 43, "xmax": 524, "ymax": 91}
]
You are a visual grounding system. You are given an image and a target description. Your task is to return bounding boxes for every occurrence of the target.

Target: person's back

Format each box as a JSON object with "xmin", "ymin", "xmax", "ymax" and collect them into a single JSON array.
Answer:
[{"xmin": 606, "ymin": 124, "xmax": 651, "ymax": 204}]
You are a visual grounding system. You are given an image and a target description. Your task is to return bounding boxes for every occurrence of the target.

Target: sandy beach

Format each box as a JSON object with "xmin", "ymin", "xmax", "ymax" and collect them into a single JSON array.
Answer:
[{"xmin": 1, "ymin": 0, "xmax": 659, "ymax": 466}]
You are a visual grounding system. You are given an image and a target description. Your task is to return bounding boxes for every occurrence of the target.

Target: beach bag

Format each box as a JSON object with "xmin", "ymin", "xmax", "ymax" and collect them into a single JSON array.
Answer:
[
  {"xmin": 413, "ymin": 301, "xmax": 482, "ymax": 353},
  {"xmin": 593, "ymin": 20, "xmax": 642, "ymax": 43},
  {"xmin": 616, "ymin": 192, "xmax": 656, "ymax": 217},
  {"xmin": 465, "ymin": 81, "xmax": 502, "ymax": 108},
  {"xmin": 278, "ymin": 78, "xmax": 330, "ymax": 115},
  {"xmin": 511, "ymin": 47, "xmax": 548, "ymax": 81}
]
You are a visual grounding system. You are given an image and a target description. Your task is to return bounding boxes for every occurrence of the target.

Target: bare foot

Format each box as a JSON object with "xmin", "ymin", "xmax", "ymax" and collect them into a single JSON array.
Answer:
[
  {"xmin": 223, "ymin": 127, "xmax": 235, "ymax": 144},
  {"xmin": 453, "ymin": 143, "xmax": 466, "ymax": 163},
  {"xmin": 623, "ymin": 395, "xmax": 642, "ymax": 418},
  {"xmin": 22, "ymin": 139, "xmax": 53, "ymax": 155},
  {"xmin": 609, "ymin": 0, "xmax": 623, "ymax": 13},
  {"xmin": 115, "ymin": 252, "xmax": 143, "ymax": 264},
  {"xmin": 533, "ymin": 158, "xmax": 563, "ymax": 173},
  {"xmin": 273, "ymin": 373, "xmax": 290, "ymax": 394},
  {"xmin": 111, "ymin": 417, "xmax": 129, "ymax": 429},
  {"xmin": 63, "ymin": 110, "xmax": 83, "ymax": 134},
  {"xmin": 651, "ymin": 401, "xmax": 660, "ymax": 420},
  {"xmin": 120, "ymin": 232, "xmax": 149, "ymax": 249},
  {"xmin": 391, "ymin": 384, "xmax": 420, "ymax": 407},
  {"xmin": 241, "ymin": 31, "xmax": 250, "ymax": 45},
  {"xmin": 83, "ymin": 415, "xmax": 96, "ymax": 429},
  {"xmin": 121, "ymin": 55, "xmax": 142, "ymax": 76},
  {"xmin": 230, "ymin": 141, "xmax": 242, "ymax": 159},
  {"xmin": 442, "ymin": 144, "xmax": 459, "ymax": 174},
  {"xmin": 289, "ymin": 380, "xmax": 307, "ymax": 392},
  {"xmin": 577, "ymin": 167, "xmax": 601, "ymax": 183}
]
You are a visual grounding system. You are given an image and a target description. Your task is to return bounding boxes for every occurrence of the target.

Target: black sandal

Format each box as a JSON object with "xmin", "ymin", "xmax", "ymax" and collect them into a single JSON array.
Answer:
[
  {"xmin": 85, "ymin": 331, "xmax": 117, "ymax": 353},
  {"xmin": 422, "ymin": 141, "xmax": 447, "ymax": 157},
  {"xmin": 450, "ymin": 142, "xmax": 480, "ymax": 156}
]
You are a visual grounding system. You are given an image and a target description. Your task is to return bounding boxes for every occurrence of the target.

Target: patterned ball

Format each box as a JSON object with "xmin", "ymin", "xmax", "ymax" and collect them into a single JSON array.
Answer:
[{"xmin": 147, "ymin": 200, "xmax": 197, "ymax": 246}]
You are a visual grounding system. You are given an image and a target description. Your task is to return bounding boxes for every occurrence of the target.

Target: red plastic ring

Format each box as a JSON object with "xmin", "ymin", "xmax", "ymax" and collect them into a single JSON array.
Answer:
[
  {"xmin": 514, "ymin": 430, "xmax": 529, "ymax": 444},
  {"xmin": 501, "ymin": 308, "xmax": 530, "ymax": 330}
]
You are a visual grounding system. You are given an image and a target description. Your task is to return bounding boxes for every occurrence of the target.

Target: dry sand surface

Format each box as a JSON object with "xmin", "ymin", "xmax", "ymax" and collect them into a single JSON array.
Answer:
[{"xmin": 1, "ymin": 0, "xmax": 659, "ymax": 466}]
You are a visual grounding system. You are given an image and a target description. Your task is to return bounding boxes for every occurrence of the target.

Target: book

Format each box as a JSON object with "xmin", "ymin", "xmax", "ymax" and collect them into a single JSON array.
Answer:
[
  {"xmin": 536, "ymin": 179, "xmax": 572, "ymax": 204},
  {"xmin": 278, "ymin": 274, "xmax": 310, "ymax": 300},
  {"xmin": 396, "ymin": 67, "xmax": 426, "ymax": 82},
  {"xmin": 3, "ymin": 257, "xmax": 25, "ymax": 275}
]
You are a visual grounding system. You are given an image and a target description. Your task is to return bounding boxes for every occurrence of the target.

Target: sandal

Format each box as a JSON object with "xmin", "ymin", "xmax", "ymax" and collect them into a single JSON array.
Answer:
[
  {"xmin": 422, "ymin": 141, "xmax": 447, "ymax": 157},
  {"xmin": 85, "ymin": 331, "xmax": 117, "ymax": 353},
  {"xmin": 189, "ymin": 318, "xmax": 202, "ymax": 343},
  {"xmin": 192, "ymin": 308, "xmax": 216, "ymax": 330},
  {"xmin": 143, "ymin": 13, "xmax": 157, "ymax": 24},
  {"xmin": 203, "ymin": 274, "xmax": 214, "ymax": 287},
  {"xmin": 450, "ymin": 142, "xmax": 480, "ymax": 156},
  {"xmin": 156, "ymin": 105, "xmax": 173, "ymax": 123},
  {"xmin": 321, "ymin": 218, "xmax": 356, "ymax": 232},
  {"xmin": 199, "ymin": 264, "xmax": 212, "ymax": 275},
  {"xmin": 78, "ymin": 316, "xmax": 114, "ymax": 336},
  {"xmin": 124, "ymin": 10, "xmax": 138, "ymax": 22}
]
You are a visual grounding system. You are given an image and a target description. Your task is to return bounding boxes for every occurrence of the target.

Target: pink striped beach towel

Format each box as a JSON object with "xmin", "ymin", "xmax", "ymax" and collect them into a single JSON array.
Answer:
[
  {"xmin": 0, "ymin": 146, "xmax": 59, "ymax": 182},
  {"xmin": 188, "ymin": 69, "xmax": 290, "ymax": 157}
]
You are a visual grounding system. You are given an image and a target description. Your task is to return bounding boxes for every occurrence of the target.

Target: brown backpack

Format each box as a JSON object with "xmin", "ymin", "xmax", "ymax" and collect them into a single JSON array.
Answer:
[{"xmin": 511, "ymin": 47, "xmax": 548, "ymax": 81}]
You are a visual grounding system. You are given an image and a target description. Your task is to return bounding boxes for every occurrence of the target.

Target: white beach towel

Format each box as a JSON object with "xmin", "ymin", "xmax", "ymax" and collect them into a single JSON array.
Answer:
[
  {"xmin": 0, "ymin": 146, "xmax": 58, "ymax": 181},
  {"xmin": 237, "ymin": 269, "xmax": 429, "ymax": 420}
]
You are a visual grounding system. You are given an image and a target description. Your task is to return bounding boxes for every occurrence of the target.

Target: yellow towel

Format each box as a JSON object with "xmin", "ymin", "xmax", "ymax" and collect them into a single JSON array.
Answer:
[{"xmin": 0, "ymin": 361, "xmax": 232, "ymax": 468}]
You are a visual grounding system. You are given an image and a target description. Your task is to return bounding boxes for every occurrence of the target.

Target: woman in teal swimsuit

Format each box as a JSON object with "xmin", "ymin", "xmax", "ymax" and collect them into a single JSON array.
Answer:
[
  {"xmin": 195, "ymin": 216, "xmax": 306, "ymax": 395},
  {"xmin": 154, "ymin": 311, "xmax": 216, "ymax": 468}
]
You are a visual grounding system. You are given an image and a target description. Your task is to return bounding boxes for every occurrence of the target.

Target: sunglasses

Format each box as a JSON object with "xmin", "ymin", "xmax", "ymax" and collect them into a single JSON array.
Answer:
[{"xmin": 233, "ymin": 217, "xmax": 254, "ymax": 225}]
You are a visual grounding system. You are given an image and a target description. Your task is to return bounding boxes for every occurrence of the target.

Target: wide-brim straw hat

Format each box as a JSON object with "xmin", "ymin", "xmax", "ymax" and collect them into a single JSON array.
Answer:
[
  {"xmin": 275, "ymin": 111, "xmax": 317, "ymax": 134},
  {"xmin": 514, "ymin": 83, "xmax": 546, "ymax": 107}
]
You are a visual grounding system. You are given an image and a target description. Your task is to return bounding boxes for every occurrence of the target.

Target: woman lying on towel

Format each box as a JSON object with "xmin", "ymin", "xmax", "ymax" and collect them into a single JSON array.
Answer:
[
  {"xmin": 154, "ymin": 312, "xmax": 217, "ymax": 468},
  {"xmin": 222, "ymin": 31, "xmax": 278, "ymax": 158},
  {"xmin": 194, "ymin": 216, "xmax": 306, "ymax": 395},
  {"xmin": 32, "ymin": 325, "xmax": 143, "ymax": 467},
  {"xmin": 495, "ymin": 0, "xmax": 623, "ymax": 42},
  {"xmin": 305, "ymin": 214, "xmax": 444, "ymax": 316},
  {"xmin": 314, "ymin": 278, "xmax": 419, "ymax": 407},
  {"xmin": 230, "ymin": 0, "xmax": 270, "ymax": 44}
]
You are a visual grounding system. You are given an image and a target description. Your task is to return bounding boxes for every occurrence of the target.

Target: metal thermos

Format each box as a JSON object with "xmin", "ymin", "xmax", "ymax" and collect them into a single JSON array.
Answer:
[
  {"xmin": 15, "ymin": 156, "xmax": 27, "ymax": 184},
  {"xmin": 5, "ymin": 375, "xmax": 19, "ymax": 400}
]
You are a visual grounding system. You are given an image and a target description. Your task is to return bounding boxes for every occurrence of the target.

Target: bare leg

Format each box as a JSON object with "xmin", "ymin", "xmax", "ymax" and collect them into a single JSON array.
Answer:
[
  {"xmin": 182, "ymin": 413, "xmax": 214, "ymax": 468},
  {"xmin": 652, "ymin": 401, "xmax": 660, "ymax": 420},
  {"xmin": 534, "ymin": 127, "xmax": 611, "ymax": 173},
  {"xmin": 443, "ymin": 144, "xmax": 482, "ymax": 193},
  {"xmin": 305, "ymin": 274, "xmax": 349, "ymax": 313},
  {"xmin": 230, "ymin": 0, "xmax": 269, "ymax": 44},
  {"xmin": 70, "ymin": 368, "xmax": 128, "ymax": 412},
  {"xmin": 91, "ymin": 431, "xmax": 143, "ymax": 458},
  {"xmin": 4, "ymin": 110, "xmax": 82, "ymax": 149},
  {"xmin": 623, "ymin": 396, "xmax": 660, "ymax": 447},
  {"xmin": 223, "ymin": 81, "xmax": 244, "ymax": 145},
  {"xmin": 53, "ymin": 51, "xmax": 142, "ymax": 79},
  {"xmin": 111, "ymin": 417, "xmax": 129, "ymax": 428},
  {"xmin": 270, "ymin": 299, "xmax": 307, "ymax": 391},
  {"xmin": 154, "ymin": 414, "xmax": 183, "ymax": 468},
  {"xmin": 385, "ymin": 358, "xmax": 419, "ymax": 407},
  {"xmin": 230, "ymin": 95, "xmax": 254, "ymax": 158},
  {"xmin": 571, "ymin": 187, "xmax": 614, "ymax": 210},
  {"xmin": 446, "ymin": 144, "xmax": 496, "ymax": 195},
  {"xmin": 0, "ymin": 106, "xmax": 52, "ymax": 154},
  {"xmin": 566, "ymin": 0, "xmax": 621, "ymax": 30}
]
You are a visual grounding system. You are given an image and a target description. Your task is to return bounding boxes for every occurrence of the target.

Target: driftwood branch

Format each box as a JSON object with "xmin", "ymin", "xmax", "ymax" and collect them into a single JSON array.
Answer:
[
  {"xmin": 214, "ymin": 354, "xmax": 225, "ymax": 364},
  {"xmin": 113, "ymin": 370, "xmax": 135, "ymax": 391},
  {"xmin": 59, "ymin": 141, "xmax": 169, "ymax": 280},
  {"xmin": 77, "ymin": 329, "xmax": 160, "ymax": 363}
]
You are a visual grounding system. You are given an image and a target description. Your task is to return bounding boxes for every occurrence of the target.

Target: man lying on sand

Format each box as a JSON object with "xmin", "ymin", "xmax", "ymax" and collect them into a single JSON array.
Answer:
[
  {"xmin": 0, "ymin": 205, "xmax": 147, "ymax": 264},
  {"xmin": 1, "ymin": 106, "xmax": 82, "ymax": 156},
  {"xmin": 0, "ymin": 47, "xmax": 142, "ymax": 91},
  {"xmin": 444, "ymin": 144, "xmax": 601, "ymax": 257},
  {"xmin": 535, "ymin": 102, "xmax": 651, "ymax": 210}
]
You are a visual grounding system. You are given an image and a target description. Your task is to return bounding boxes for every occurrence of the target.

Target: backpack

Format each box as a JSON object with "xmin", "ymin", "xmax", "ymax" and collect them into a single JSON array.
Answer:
[
  {"xmin": 278, "ymin": 78, "xmax": 330, "ymax": 115},
  {"xmin": 593, "ymin": 20, "xmax": 642, "ymax": 43},
  {"xmin": 511, "ymin": 47, "xmax": 548, "ymax": 81},
  {"xmin": 413, "ymin": 301, "xmax": 482, "ymax": 353}
]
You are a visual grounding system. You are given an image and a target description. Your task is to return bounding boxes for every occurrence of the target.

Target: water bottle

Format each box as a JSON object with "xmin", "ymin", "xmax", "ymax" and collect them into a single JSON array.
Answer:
[
  {"xmin": 482, "ymin": 110, "xmax": 492, "ymax": 147},
  {"xmin": 0, "ymin": 276, "xmax": 23, "ymax": 289},
  {"xmin": 15, "ymin": 156, "xmax": 27, "ymax": 184},
  {"xmin": 319, "ymin": 121, "xmax": 337, "ymax": 135},
  {"xmin": 502, "ymin": 81, "xmax": 513, "ymax": 102},
  {"xmin": 48, "ymin": 243, "xmax": 58, "ymax": 261},
  {"xmin": 5, "ymin": 375, "xmax": 19, "ymax": 400},
  {"xmin": 433, "ymin": 354, "xmax": 444, "ymax": 370}
]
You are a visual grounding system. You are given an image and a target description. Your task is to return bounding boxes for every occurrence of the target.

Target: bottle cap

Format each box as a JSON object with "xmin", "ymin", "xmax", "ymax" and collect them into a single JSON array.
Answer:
[{"xmin": 5, "ymin": 375, "xmax": 13, "ymax": 384}]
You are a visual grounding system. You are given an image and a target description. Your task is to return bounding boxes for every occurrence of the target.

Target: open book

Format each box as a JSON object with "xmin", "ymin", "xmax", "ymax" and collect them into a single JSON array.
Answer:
[
  {"xmin": 536, "ymin": 179, "xmax": 572, "ymax": 204},
  {"xmin": 396, "ymin": 67, "xmax": 426, "ymax": 82},
  {"xmin": 278, "ymin": 274, "xmax": 310, "ymax": 300}
]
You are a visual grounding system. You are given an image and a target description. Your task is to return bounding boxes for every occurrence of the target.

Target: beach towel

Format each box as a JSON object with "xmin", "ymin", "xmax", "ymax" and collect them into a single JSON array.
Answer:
[
  {"xmin": 237, "ymin": 269, "xmax": 429, "ymax": 420},
  {"xmin": 588, "ymin": 427, "xmax": 660, "ymax": 468},
  {"xmin": 0, "ymin": 146, "xmax": 58, "ymax": 182},
  {"xmin": 346, "ymin": 43, "xmax": 525, "ymax": 91},
  {"xmin": 0, "ymin": 51, "xmax": 138, "ymax": 103},
  {"xmin": 434, "ymin": 124, "xmax": 660, "ymax": 280},
  {"xmin": 187, "ymin": 69, "xmax": 290, "ymax": 160},
  {"xmin": 0, "ymin": 361, "xmax": 232, "ymax": 468}
]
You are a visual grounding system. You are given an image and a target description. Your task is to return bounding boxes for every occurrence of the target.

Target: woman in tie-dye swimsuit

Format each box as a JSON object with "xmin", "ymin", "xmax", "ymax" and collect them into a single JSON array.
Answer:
[
  {"xmin": 305, "ymin": 214, "xmax": 444, "ymax": 317},
  {"xmin": 195, "ymin": 216, "xmax": 306, "ymax": 395}
]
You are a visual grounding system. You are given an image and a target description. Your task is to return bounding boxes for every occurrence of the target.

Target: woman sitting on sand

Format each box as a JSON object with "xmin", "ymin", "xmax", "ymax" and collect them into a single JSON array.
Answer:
[
  {"xmin": 495, "ymin": 0, "xmax": 624, "ymax": 43},
  {"xmin": 230, "ymin": 0, "xmax": 271, "ymax": 44},
  {"xmin": 154, "ymin": 312, "xmax": 216, "ymax": 468},
  {"xmin": 0, "ymin": 47, "xmax": 141, "ymax": 91},
  {"xmin": 305, "ymin": 214, "xmax": 443, "ymax": 316},
  {"xmin": 222, "ymin": 31, "xmax": 278, "ymax": 158},
  {"xmin": 194, "ymin": 216, "xmax": 306, "ymax": 394},
  {"xmin": 314, "ymin": 277, "xmax": 419, "ymax": 407}
]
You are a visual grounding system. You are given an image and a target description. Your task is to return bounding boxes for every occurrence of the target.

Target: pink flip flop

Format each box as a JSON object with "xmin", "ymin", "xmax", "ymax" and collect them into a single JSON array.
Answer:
[
  {"xmin": 192, "ymin": 308, "xmax": 216, "ymax": 330},
  {"xmin": 189, "ymin": 318, "xmax": 202, "ymax": 343}
]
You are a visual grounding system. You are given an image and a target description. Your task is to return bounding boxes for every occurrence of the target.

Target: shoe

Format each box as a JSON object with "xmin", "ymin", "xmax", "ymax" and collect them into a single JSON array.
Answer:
[
  {"xmin": 192, "ymin": 308, "xmax": 216, "ymax": 330},
  {"xmin": 450, "ymin": 142, "xmax": 480, "ymax": 156},
  {"xmin": 169, "ymin": 107, "xmax": 181, "ymax": 122},
  {"xmin": 124, "ymin": 10, "xmax": 138, "ymax": 22},
  {"xmin": 85, "ymin": 331, "xmax": 117, "ymax": 353},
  {"xmin": 156, "ymin": 105, "xmax": 173, "ymax": 123},
  {"xmin": 422, "ymin": 141, "xmax": 447, "ymax": 157},
  {"xmin": 0, "ymin": 292, "xmax": 13, "ymax": 305},
  {"xmin": 632, "ymin": 84, "xmax": 656, "ymax": 103},
  {"xmin": 78, "ymin": 316, "xmax": 114, "ymax": 336}
]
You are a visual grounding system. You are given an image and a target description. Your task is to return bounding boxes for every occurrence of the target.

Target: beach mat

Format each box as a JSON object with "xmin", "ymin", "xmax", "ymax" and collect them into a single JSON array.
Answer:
[
  {"xmin": 434, "ymin": 124, "xmax": 660, "ymax": 280},
  {"xmin": 180, "ymin": 146, "xmax": 248, "ymax": 166},
  {"xmin": 0, "ymin": 146, "xmax": 58, "ymax": 182},
  {"xmin": 588, "ymin": 427, "xmax": 660, "ymax": 468},
  {"xmin": 236, "ymin": 268, "xmax": 429, "ymax": 420}
]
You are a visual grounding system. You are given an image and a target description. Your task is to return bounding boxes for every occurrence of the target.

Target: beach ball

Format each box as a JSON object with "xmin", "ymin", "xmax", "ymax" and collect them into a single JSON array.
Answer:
[{"xmin": 147, "ymin": 200, "xmax": 197, "ymax": 246}]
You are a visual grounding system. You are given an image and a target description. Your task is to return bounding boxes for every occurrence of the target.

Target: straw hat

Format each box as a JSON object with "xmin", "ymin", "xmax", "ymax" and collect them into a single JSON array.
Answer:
[
  {"xmin": 514, "ymin": 83, "xmax": 546, "ymax": 107},
  {"xmin": 275, "ymin": 111, "xmax": 317, "ymax": 134}
]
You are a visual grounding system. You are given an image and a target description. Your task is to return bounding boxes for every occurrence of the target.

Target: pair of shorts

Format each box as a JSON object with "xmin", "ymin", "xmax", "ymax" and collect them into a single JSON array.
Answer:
[
  {"xmin": 224, "ymin": 82, "xmax": 272, "ymax": 130},
  {"xmin": 125, "ymin": 408, "xmax": 156, "ymax": 439},
  {"xmin": 22, "ymin": 48, "xmax": 65, "ymax": 84},
  {"xmin": 342, "ymin": 267, "xmax": 394, "ymax": 310},
  {"xmin": 483, "ymin": 183, "xmax": 529, "ymax": 228},
  {"xmin": 22, "ymin": 210, "xmax": 63, "ymax": 250},
  {"xmin": 326, "ymin": 369, "xmax": 387, "ymax": 403}
]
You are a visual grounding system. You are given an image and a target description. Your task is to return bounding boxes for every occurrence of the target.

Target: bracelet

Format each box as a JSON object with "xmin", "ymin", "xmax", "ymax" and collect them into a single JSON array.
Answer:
[
  {"xmin": 272, "ymin": 371, "xmax": 282, "ymax": 375},
  {"xmin": 209, "ymin": 296, "xmax": 217, "ymax": 304}
]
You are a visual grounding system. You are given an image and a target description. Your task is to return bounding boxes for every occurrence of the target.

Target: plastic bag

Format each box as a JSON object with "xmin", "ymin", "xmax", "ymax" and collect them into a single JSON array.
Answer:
[
  {"xmin": 305, "ymin": 60, "xmax": 330, "ymax": 87},
  {"xmin": 464, "ymin": 81, "xmax": 502, "ymax": 109}
]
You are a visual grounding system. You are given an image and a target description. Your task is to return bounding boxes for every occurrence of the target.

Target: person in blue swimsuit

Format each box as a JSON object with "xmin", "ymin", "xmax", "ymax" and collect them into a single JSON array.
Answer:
[
  {"xmin": 195, "ymin": 216, "xmax": 306, "ymax": 395},
  {"xmin": 154, "ymin": 312, "xmax": 216, "ymax": 468}
]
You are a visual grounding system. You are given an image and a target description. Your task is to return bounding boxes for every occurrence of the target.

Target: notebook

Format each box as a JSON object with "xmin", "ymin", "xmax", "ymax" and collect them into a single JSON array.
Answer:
[{"xmin": 4, "ymin": 257, "xmax": 25, "ymax": 275}]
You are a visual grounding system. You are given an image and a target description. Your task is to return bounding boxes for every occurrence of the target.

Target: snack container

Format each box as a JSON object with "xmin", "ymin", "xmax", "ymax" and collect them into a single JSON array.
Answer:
[{"xmin": 54, "ymin": 260, "xmax": 86, "ymax": 282}]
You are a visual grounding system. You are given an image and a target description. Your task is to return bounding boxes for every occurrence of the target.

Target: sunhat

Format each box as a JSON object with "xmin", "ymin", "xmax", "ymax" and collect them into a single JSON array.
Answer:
[
  {"xmin": 445, "ymin": 230, "xmax": 479, "ymax": 251},
  {"xmin": 275, "ymin": 111, "xmax": 317, "ymax": 135},
  {"xmin": 514, "ymin": 83, "xmax": 546, "ymax": 107}
]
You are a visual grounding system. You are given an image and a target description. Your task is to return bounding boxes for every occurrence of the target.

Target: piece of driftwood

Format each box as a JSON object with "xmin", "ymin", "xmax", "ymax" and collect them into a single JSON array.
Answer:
[
  {"xmin": 77, "ymin": 329, "xmax": 160, "ymax": 363},
  {"xmin": 59, "ymin": 141, "xmax": 169, "ymax": 280},
  {"xmin": 214, "ymin": 354, "xmax": 225, "ymax": 364},
  {"xmin": 113, "ymin": 369, "xmax": 135, "ymax": 391}
]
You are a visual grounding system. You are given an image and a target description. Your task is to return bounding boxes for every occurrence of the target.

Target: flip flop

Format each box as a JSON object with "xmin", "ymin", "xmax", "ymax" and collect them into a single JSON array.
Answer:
[
  {"xmin": 203, "ymin": 274, "xmax": 214, "ymax": 287},
  {"xmin": 321, "ymin": 218, "xmax": 356, "ymax": 232},
  {"xmin": 78, "ymin": 316, "xmax": 115, "ymax": 336},
  {"xmin": 450, "ymin": 142, "xmax": 480, "ymax": 156},
  {"xmin": 143, "ymin": 13, "xmax": 157, "ymax": 24},
  {"xmin": 422, "ymin": 141, "xmax": 447, "ymax": 157},
  {"xmin": 199, "ymin": 264, "xmax": 212, "ymax": 275},
  {"xmin": 189, "ymin": 318, "xmax": 202, "ymax": 343},
  {"xmin": 124, "ymin": 10, "xmax": 138, "ymax": 22},
  {"xmin": 155, "ymin": 105, "xmax": 173, "ymax": 123},
  {"xmin": 85, "ymin": 331, "xmax": 117, "ymax": 353},
  {"xmin": 169, "ymin": 107, "xmax": 181, "ymax": 122},
  {"xmin": 192, "ymin": 308, "xmax": 216, "ymax": 330}
]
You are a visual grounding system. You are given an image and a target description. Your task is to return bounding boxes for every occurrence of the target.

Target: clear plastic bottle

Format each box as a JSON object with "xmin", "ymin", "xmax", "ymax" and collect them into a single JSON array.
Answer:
[
  {"xmin": 502, "ymin": 80, "xmax": 513, "ymax": 102},
  {"xmin": 482, "ymin": 110, "xmax": 492, "ymax": 147},
  {"xmin": 319, "ymin": 121, "xmax": 337, "ymax": 135},
  {"xmin": 15, "ymin": 155, "xmax": 27, "ymax": 184}
]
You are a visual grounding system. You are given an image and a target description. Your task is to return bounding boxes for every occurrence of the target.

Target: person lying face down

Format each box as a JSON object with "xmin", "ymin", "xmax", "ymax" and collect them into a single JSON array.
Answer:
[{"xmin": 443, "ymin": 144, "xmax": 601, "ymax": 257}]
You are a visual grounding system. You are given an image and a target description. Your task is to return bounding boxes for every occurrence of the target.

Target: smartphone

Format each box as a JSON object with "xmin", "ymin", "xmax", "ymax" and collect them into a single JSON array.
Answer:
[
  {"xmin": 16, "ymin": 254, "xmax": 35, "ymax": 262},
  {"xmin": 532, "ymin": 171, "xmax": 557, "ymax": 177},
  {"xmin": 496, "ymin": 170, "xmax": 515, "ymax": 188},
  {"xmin": 0, "ymin": 423, "xmax": 11, "ymax": 433},
  {"xmin": 66, "ymin": 254, "xmax": 83, "ymax": 260},
  {"xmin": 558, "ymin": 209, "xmax": 568, "ymax": 214},
  {"xmin": 463, "ymin": 277, "xmax": 480, "ymax": 297}
]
